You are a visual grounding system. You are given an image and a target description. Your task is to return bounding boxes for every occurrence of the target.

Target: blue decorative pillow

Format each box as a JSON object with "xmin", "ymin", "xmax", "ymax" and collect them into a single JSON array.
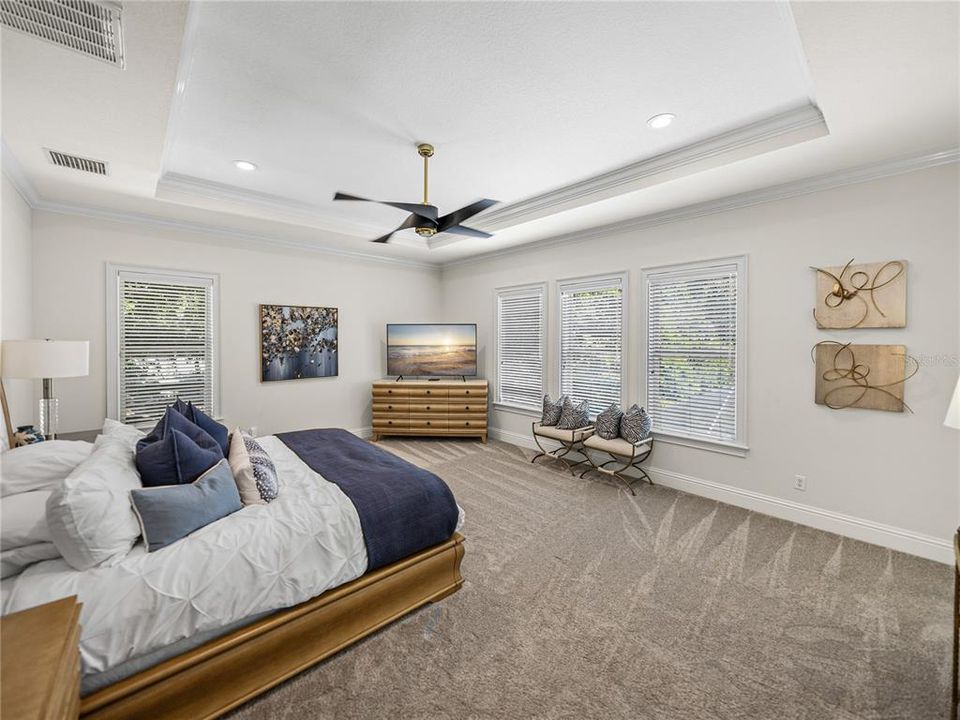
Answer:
[
  {"xmin": 130, "ymin": 460, "xmax": 241, "ymax": 552},
  {"xmin": 186, "ymin": 402, "xmax": 229, "ymax": 457},
  {"xmin": 138, "ymin": 406, "xmax": 219, "ymax": 454},
  {"xmin": 136, "ymin": 426, "xmax": 223, "ymax": 487}
]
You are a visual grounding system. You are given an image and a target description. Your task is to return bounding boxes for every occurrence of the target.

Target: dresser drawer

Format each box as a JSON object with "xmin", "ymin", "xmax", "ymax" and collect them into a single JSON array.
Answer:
[
  {"xmin": 372, "ymin": 418, "xmax": 413, "ymax": 429},
  {"xmin": 409, "ymin": 418, "xmax": 448, "ymax": 430},
  {"xmin": 449, "ymin": 387, "xmax": 486, "ymax": 399},
  {"xmin": 448, "ymin": 402, "xmax": 486, "ymax": 414},
  {"xmin": 373, "ymin": 402, "xmax": 410, "ymax": 414},
  {"xmin": 448, "ymin": 419, "xmax": 485, "ymax": 430},
  {"xmin": 408, "ymin": 400, "xmax": 446, "ymax": 413},
  {"xmin": 407, "ymin": 388, "xmax": 448, "ymax": 399},
  {"xmin": 373, "ymin": 387, "xmax": 410, "ymax": 398}
]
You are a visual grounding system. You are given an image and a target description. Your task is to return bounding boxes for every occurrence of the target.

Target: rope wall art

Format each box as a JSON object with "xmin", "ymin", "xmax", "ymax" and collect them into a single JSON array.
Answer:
[
  {"xmin": 811, "ymin": 258, "xmax": 907, "ymax": 329},
  {"xmin": 812, "ymin": 341, "xmax": 919, "ymax": 413}
]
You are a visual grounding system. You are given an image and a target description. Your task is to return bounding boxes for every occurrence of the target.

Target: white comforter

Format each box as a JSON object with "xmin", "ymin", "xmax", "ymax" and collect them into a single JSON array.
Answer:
[{"xmin": 2, "ymin": 436, "xmax": 391, "ymax": 675}]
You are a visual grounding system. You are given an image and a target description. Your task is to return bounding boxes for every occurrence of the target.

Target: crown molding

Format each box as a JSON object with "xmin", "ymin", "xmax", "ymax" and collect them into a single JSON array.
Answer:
[
  {"xmin": 474, "ymin": 103, "xmax": 829, "ymax": 231},
  {"xmin": 443, "ymin": 147, "xmax": 960, "ymax": 269},
  {"xmin": 1, "ymin": 139, "xmax": 40, "ymax": 206},
  {"xmin": 31, "ymin": 197, "xmax": 439, "ymax": 271},
  {"xmin": 156, "ymin": 171, "xmax": 387, "ymax": 237}
]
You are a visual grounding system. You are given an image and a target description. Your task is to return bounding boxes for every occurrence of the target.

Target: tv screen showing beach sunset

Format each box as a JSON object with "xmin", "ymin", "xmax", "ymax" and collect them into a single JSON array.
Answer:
[{"xmin": 387, "ymin": 324, "xmax": 477, "ymax": 377}]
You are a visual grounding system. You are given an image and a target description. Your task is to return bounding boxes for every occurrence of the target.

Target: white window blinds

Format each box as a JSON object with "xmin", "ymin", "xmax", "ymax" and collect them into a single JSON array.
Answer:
[
  {"xmin": 646, "ymin": 262, "xmax": 740, "ymax": 443},
  {"xmin": 496, "ymin": 285, "xmax": 544, "ymax": 410},
  {"xmin": 559, "ymin": 276, "xmax": 624, "ymax": 415},
  {"xmin": 114, "ymin": 269, "xmax": 218, "ymax": 425}
]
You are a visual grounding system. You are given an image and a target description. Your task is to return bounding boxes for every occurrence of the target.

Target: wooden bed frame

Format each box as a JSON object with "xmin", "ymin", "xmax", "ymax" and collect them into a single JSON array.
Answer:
[{"xmin": 80, "ymin": 533, "xmax": 465, "ymax": 720}]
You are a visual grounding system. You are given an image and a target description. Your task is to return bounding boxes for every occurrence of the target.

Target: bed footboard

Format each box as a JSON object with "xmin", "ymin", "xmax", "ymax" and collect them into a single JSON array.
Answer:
[{"xmin": 81, "ymin": 533, "xmax": 465, "ymax": 720}]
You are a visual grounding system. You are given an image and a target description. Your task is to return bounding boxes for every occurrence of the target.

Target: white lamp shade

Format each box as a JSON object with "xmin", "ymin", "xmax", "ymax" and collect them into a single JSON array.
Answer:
[
  {"xmin": 946, "ymin": 377, "xmax": 960, "ymax": 430},
  {"xmin": 1, "ymin": 340, "xmax": 89, "ymax": 379}
]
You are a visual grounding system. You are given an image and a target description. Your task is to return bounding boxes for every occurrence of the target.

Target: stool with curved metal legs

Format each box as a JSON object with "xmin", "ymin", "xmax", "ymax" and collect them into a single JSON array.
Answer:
[
  {"xmin": 530, "ymin": 421, "xmax": 594, "ymax": 476},
  {"xmin": 579, "ymin": 435, "xmax": 654, "ymax": 495}
]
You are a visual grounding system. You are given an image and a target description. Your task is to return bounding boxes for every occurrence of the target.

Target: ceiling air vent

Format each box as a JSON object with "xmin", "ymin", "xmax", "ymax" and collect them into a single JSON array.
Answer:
[
  {"xmin": 0, "ymin": 0, "xmax": 124, "ymax": 68},
  {"xmin": 45, "ymin": 149, "xmax": 109, "ymax": 175}
]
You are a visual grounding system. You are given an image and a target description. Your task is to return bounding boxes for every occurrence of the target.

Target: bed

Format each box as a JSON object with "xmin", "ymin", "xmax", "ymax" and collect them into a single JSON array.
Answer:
[{"xmin": 1, "ymin": 429, "xmax": 465, "ymax": 720}]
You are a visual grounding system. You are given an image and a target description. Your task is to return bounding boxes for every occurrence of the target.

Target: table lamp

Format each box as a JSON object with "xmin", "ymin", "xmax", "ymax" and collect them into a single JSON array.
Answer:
[{"xmin": 1, "ymin": 339, "xmax": 89, "ymax": 439}]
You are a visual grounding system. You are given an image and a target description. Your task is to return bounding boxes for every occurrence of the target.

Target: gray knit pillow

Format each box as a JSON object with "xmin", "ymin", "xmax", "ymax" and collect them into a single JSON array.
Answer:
[
  {"xmin": 595, "ymin": 403, "xmax": 623, "ymax": 439},
  {"xmin": 541, "ymin": 395, "xmax": 564, "ymax": 426},
  {"xmin": 557, "ymin": 397, "xmax": 590, "ymax": 430},
  {"xmin": 619, "ymin": 404, "xmax": 652, "ymax": 443}
]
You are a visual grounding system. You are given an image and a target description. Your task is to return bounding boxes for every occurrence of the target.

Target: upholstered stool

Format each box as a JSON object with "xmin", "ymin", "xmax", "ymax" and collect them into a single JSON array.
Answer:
[
  {"xmin": 530, "ymin": 422, "xmax": 594, "ymax": 475},
  {"xmin": 580, "ymin": 435, "xmax": 654, "ymax": 495}
]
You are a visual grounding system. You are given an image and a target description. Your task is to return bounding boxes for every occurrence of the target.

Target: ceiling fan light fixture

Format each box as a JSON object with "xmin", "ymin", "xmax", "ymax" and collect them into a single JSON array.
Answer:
[
  {"xmin": 647, "ymin": 113, "xmax": 676, "ymax": 129},
  {"xmin": 415, "ymin": 226, "xmax": 437, "ymax": 238}
]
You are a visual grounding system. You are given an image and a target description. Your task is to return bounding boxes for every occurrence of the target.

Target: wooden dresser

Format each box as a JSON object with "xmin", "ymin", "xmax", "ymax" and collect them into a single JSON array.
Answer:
[
  {"xmin": 372, "ymin": 379, "xmax": 488, "ymax": 442},
  {"xmin": 0, "ymin": 596, "xmax": 81, "ymax": 720}
]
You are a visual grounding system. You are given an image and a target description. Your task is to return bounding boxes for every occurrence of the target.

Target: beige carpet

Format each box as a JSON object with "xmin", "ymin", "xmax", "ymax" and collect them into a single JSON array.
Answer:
[{"xmin": 230, "ymin": 439, "xmax": 952, "ymax": 720}]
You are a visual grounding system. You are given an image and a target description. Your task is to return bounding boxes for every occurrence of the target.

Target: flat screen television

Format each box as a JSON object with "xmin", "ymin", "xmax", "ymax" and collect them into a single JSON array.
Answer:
[{"xmin": 387, "ymin": 323, "xmax": 477, "ymax": 377}]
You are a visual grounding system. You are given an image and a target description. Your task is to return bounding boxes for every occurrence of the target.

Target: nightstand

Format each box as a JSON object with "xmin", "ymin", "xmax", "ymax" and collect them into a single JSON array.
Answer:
[
  {"xmin": 0, "ymin": 596, "xmax": 82, "ymax": 720},
  {"xmin": 56, "ymin": 430, "xmax": 100, "ymax": 443}
]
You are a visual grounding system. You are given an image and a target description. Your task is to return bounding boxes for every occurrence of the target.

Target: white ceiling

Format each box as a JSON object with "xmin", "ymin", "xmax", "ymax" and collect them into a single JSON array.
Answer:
[{"xmin": 2, "ymin": 1, "xmax": 958, "ymax": 265}]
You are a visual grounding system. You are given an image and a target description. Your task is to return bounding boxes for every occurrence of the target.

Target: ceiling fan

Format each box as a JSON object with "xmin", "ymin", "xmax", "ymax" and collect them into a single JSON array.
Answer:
[{"xmin": 334, "ymin": 143, "xmax": 499, "ymax": 244}]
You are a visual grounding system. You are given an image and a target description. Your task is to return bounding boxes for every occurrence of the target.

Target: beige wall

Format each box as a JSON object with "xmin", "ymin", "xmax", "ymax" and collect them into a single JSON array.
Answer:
[
  {"xmin": 30, "ymin": 212, "xmax": 443, "ymax": 436},
  {"xmin": 1, "ymin": 175, "xmax": 34, "ymax": 429},
  {"xmin": 441, "ymin": 164, "xmax": 960, "ymax": 558}
]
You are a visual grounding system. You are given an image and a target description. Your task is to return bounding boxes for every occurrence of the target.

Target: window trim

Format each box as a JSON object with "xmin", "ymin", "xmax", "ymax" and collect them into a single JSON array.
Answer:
[
  {"xmin": 556, "ymin": 271, "xmax": 628, "ymax": 416},
  {"xmin": 640, "ymin": 256, "xmax": 748, "ymax": 456},
  {"xmin": 106, "ymin": 263, "xmax": 221, "ymax": 426},
  {"xmin": 493, "ymin": 282, "xmax": 547, "ymax": 413}
]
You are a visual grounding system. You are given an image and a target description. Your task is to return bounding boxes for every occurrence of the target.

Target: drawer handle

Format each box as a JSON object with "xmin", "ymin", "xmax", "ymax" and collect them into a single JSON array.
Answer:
[
  {"xmin": 465, "ymin": 421, "xmax": 471, "ymax": 426},
  {"xmin": 388, "ymin": 405, "xmax": 393, "ymax": 410},
  {"xmin": 426, "ymin": 421, "xmax": 431, "ymax": 426},
  {"xmin": 426, "ymin": 406, "xmax": 431, "ymax": 410},
  {"xmin": 465, "ymin": 405, "xmax": 469, "ymax": 410},
  {"xmin": 388, "ymin": 420, "xmax": 393, "ymax": 425},
  {"xmin": 466, "ymin": 390, "xmax": 471, "ymax": 395},
  {"xmin": 426, "ymin": 390, "xmax": 431, "ymax": 395}
]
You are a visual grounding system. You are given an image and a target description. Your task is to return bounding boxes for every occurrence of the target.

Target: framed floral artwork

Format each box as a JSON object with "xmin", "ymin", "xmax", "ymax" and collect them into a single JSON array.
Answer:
[{"xmin": 260, "ymin": 304, "xmax": 338, "ymax": 382}]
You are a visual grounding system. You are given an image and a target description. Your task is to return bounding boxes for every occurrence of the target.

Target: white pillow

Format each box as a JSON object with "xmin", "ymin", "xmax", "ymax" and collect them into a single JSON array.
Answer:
[
  {"xmin": 1, "ymin": 490, "xmax": 53, "ymax": 550},
  {"xmin": 101, "ymin": 418, "xmax": 146, "ymax": 450},
  {"xmin": 0, "ymin": 542, "xmax": 60, "ymax": 578},
  {"xmin": 46, "ymin": 434, "xmax": 143, "ymax": 570},
  {"xmin": 0, "ymin": 440, "xmax": 93, "ymax": 497}
]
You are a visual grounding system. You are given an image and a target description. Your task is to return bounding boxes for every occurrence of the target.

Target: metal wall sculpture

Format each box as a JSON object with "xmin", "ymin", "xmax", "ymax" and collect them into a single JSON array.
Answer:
[
  {"xmin": 811, "ymin": 258, "xmax": 907, "ymax": 329},
  {"xmin": 812, "ymin": 341, "xmax": 918, "ymax": 413}
]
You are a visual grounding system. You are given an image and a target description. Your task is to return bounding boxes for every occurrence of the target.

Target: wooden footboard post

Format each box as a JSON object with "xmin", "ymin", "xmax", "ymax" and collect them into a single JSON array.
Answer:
[{"xmin": 81, "ymin": 534, "xmax": 465, "ymax": 720}]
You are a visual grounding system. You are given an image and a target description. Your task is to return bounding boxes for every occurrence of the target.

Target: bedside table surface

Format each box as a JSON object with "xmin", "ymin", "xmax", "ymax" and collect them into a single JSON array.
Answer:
[{"xmin": 1, "ymin": 596, "xmax": 82, "ymax": 720}]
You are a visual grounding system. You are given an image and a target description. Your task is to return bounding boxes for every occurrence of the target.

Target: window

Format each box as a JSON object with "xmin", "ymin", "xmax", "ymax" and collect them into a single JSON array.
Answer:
[
  {"xmin": 644, "ymin": 257, "xmax": 746, "ymax": 450},
  {"xmin": 558, "ymin": 274, "xmax": 625, "ymax": 416},
  {"xmin": 496, "ymin": 284, "xmax": 545, "ymax": 410},
  {"xmin": 107, "ymin": 265, "xmax": 219, "ymax": 426}
]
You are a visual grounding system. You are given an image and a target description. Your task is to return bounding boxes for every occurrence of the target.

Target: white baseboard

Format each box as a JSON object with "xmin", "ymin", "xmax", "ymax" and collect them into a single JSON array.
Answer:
[
  {"xmin": 349, "ymin": 426, "xmax": 373, "ymax": 439},
  {"xmin": 489, "ymin": 427, "xmax": 952, "ymax": 564}
]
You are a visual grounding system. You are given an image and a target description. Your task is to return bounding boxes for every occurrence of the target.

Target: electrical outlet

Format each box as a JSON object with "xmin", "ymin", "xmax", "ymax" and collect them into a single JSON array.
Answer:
[{"xmin": 794, "ymin": 474, "xmax": 807, "ymax": 492}]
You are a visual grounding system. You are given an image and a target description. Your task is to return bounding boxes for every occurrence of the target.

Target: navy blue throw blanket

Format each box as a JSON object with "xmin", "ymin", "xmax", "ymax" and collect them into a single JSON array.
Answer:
[{"xmin": 276, "ymin": 429, "xmax": 459, "ymax": 570}]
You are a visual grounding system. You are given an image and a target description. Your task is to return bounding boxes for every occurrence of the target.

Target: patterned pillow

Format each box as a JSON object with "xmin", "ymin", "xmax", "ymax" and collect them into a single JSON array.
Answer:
[
  {"xmin": 541, "ymin": 395, "xmax": 564, "ymax": 426},
  {"xmin": 595, "ymin": 403, "xmax": 623, "ymax": 439},
  {"xmin": 227, "ymin": 430, "xmax": 279, "ymax": 504},
  {"xmin": 620, "ymin": 404, "xmax": 652, "ymax": 443},
  {"xmin": 557, "ymin": 397, "xmax": 590, "ymax": 430}
]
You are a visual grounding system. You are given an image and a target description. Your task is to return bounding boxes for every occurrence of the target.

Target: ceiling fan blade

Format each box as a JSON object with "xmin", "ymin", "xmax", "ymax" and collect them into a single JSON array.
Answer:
[
  {"xmin": 436, "ymin": 198, "xmax": 499, "ymax": 233},
  {"xmin": 334, "ymin": 192, "xmax": 438, "ymax": 221},
  {"xmin": 440, "ymin": 225, "xmax": 493, "ymax": 239},
  {"xmin": 370, "ymin": 213, "xmax": 419, "ymax": 243}
]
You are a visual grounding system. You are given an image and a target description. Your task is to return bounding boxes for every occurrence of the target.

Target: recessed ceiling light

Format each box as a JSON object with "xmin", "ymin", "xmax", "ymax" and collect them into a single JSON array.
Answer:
[
  {"xmin": 647, "ymin": 113, "xmax": 676, "ymax": 129},
  {"xmin": 234, "ymin": 160, "xmax": 257, "ymax": 171}
]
